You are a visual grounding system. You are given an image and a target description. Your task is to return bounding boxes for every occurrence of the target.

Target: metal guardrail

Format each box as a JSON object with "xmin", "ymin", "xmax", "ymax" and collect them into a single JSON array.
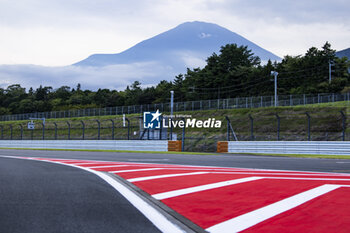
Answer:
[
  {"xmin": 0, "ymin": 92, "xmax": 349, "ymax": 121},
  {"xmin": 228, "ymin": 141, "xmax": 350, "ymax": 155},
  {"xmin": 0, "ymin": 140, "xmax": 168, "ymax": 151}
]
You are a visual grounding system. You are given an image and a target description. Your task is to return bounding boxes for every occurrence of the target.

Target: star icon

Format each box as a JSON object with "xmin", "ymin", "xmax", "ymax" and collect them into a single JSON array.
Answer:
[{"xmin": 151, "ymin": 109, "xmax": 161, "ymax": 122}]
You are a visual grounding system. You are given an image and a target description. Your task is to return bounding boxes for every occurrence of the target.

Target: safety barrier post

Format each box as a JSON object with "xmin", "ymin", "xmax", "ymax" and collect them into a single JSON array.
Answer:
[
  {"xmin": 275, "ymin": 113, "xmax": 280, "ymax": 141},
  {"xmin": 305, "ymin": 112, "xmax": 311, "ymax": 141},
  {"xmin": 249, "ymin": 115, "xmax": 254, "ymax": 140},
  {"xmin": 53, "ymin": 122, "xmax": 58, "ymax": 140},
  {"xmin": 19, "ymin": 124, "xmax": 23, "ymax": 140},
  {"xmin": 66, "ymin": 121, "xmax": 71, "ymax": 140},
  {"xmin": 10, "ymin": 125, "xmax": 13, "ymax": 140},
  {"xmin": 125, "ymin": 117, "xmax": 130, "ymax": 140},
  {"xmin": 42, "ymin": 123, "xmax": 45, "ymax": 140},
  {"xmin": 340, "ymin": 111, "xmax": 346, "ymax": 141},
  {"xmin": 110, "ymin": 119, "xmax": 115, "ymax": 140},
  {"xmin": 96, "ymin": 120, "xmax": 100, "ymax": 140},
  {"xmin": 81, "ymin": 120, "xmax": 85, "ymax": 140}
]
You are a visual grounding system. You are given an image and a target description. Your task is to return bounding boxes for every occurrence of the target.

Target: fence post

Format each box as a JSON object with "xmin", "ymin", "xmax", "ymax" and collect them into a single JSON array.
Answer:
[
  {"xmin": 125, "ymin": 117, "xmax": 130, "ymax": 140},
  {"xmin": 110, "ymin": 119, "xmax": 115, "ymax": 140},
  {"xmin": 169, "ymin": 117, "xmax": 173, "ymax": 140},
  {"xmin": 10, "ymin": 125, "xmax": 13, "ymax": 140},
  {"xmin": 0, "ymin": 125, "xmax": 3, "ymax": 140},
  {"xmin": 19, "ymin": 124, "xmax": 23, "ymax": 140},
  {"xmin": 66, "ymin": 121, "xmax": 71, "ymax": 140},
  {"xmin": 159, "ymin": 116, "xmax": 163, "ymax": 140},
  {"xmin": 275, "ymin": 113, "xmax": 280, "ymax": 141},
  {"xmin": 227, "ymin": 117, "xmax": 230, "ymax": 141},
  {"xmin": 42, "ymin": 123, "xmax": 45, "ymax": 140},
  {"xmin": 81, "ymin": 120, "xmax": 85, "ymax": 140},
  {"xmin": 249, "ymin": 115, "xmax": 254, "ymax": 140},
  {"xmin": 95, "ymin": 120, "xmax": 101, "ymax": 140},
  {"xmin": 225, "ymin": 116, "xmax": 238, "ymax": 141},
  {"xmin": 53, "ymin": 122, "xmax": 57, "ymax": 140},
  {"xmin": 340, "ymin": 111, "xmax": 346, "ymax": 141},
  {"xmin": 305, "ymin": 112, "xmax": 311, "ymax": 141},
  {"xmin": 181, "ymin": 118, "xmax": 185, "ymax": 152}
]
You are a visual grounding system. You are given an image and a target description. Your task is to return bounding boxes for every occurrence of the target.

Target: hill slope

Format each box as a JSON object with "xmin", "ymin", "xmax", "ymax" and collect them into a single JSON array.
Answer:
[
  {"xmin": 336, "ymin": 48, "xmax": 350, "ymax": 60},
  {"xmin": 0, "ymin": 102, "xmax": 348, "ymax": 152}
]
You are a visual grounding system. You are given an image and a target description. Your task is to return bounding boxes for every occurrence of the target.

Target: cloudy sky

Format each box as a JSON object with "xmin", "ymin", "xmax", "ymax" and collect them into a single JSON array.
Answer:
[{"xmin": 0, "ymin": 0, "xmax": 349, "ymax": 89}]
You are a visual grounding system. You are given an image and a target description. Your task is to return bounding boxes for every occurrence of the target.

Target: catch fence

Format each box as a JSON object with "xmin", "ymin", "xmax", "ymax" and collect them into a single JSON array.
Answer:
[{"xmin": 0, "ymin": 92, "xmax": 349, "ymax": 122}]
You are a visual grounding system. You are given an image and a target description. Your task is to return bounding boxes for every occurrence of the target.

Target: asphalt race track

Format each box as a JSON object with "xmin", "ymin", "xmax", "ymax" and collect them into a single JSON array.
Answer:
[
  {"xmin": 0, "ymin": 149, "xmax": 350, "ymax": 173},
  {"xmin": 0, "ymin": 156, "xmax": 161, "ymax": 233},
  {"xmin": 0, "ymin": 149, "xmax": 350, "ymax": 232}
]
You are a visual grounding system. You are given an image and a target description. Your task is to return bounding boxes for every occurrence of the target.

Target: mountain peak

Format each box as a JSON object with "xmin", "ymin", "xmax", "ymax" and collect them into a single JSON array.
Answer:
[{"xmin": 74, "ymin": 21, "xmax": 280, "ymax": 67}]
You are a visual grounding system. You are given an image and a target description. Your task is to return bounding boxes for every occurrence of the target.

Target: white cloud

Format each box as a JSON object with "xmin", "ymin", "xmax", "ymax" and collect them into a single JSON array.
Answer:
[
  {"xmin": 199, "ymin": 33, "xmax": 212, "ymax": 39},
  {"xmin": 179, "ymin": 53, "xmax": 207, "ymax": 68},
  {"xmin": 0, "ymin": 62, "xmax": 178, "ymax": 90},
  {"xmin": 0, "ymin": 0, "xmax": 349, "ymax": 70}
]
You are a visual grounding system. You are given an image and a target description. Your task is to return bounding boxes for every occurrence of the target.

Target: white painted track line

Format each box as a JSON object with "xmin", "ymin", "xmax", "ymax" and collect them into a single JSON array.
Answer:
[
  {"xmin": 110, "ymin": 168, "xmax": 164, "ymax": 173},
  {"xmin": 66, "ymin": 162, "xmax": 96, "ymax": 165},
  {"xmin": 209, "ymin": 171, "xmax": 350, "ymax": 177},
  {"xmin": 87, "ymin": 165, "xmax": 129, "ymax": 169},
  {"xmin": 206, "ymin": 184, "xmax": 342, "ymax": 233},
  {"xmin": 128, "ymin": 172, "xmax": 210, "ymax": 182},
  {"xmin": 90, "ymin": 172, "xmax": 186, "ymax": 233},
  {"xmin": 267, "ymin": 177, "xmax": 350, "ymax": 181},
  {"xmin": 152, "ymin": 177, "xmax": 263, "ymax": 200}
]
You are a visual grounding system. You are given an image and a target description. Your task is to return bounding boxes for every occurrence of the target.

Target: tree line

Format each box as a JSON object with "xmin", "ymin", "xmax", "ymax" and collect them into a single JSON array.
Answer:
[{"xmin": 0, "ymin": 42, "xmax": 349, "ymax": 115}]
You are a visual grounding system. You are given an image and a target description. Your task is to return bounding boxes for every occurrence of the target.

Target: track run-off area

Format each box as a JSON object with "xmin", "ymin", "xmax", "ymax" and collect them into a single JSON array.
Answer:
[{"xmin": 5, "ymin": 155, "xmax": 350, "ymax": 233}]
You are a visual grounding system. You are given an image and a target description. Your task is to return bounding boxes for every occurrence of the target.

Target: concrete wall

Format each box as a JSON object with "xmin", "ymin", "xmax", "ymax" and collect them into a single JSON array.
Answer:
[
  {"xmin": 227, "ymin": 141, "xmax": 350, "ymax": 155},
  {"xmin": 0, "ymin": 140, "xmax": 168, "ymax": 152}
]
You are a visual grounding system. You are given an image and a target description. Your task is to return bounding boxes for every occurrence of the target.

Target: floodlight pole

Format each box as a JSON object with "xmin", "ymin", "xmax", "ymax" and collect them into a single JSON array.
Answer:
[
  {"xmin": 271, "ymin": 71, "xmax": 278, "ymax": 107},
  {"xmin": 170, "ymin": 91, "xmax": 174, "ymax": 117},
  {"xmin": 170, "ymin": 90, "xmax": 174, "ymax": 140}
]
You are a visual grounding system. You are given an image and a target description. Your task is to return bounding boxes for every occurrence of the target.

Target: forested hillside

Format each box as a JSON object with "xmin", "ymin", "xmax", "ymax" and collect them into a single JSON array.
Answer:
[{"xmin": 0, "ymin": 42, "xmax": 349, "ymax": 116}]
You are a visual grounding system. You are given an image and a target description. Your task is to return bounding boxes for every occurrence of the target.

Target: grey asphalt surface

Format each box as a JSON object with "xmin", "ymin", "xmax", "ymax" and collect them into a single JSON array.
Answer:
[
  {"xmin": 0, "ymin": 149, "xmax": 349, "ymax": 173},
  {"xmin": 1, "ymin": 149, "xmax": 350, "ymax": 233},
  {"xmin": 0, "ymin": 156, "xmax": 161, "ymax": 233}
]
